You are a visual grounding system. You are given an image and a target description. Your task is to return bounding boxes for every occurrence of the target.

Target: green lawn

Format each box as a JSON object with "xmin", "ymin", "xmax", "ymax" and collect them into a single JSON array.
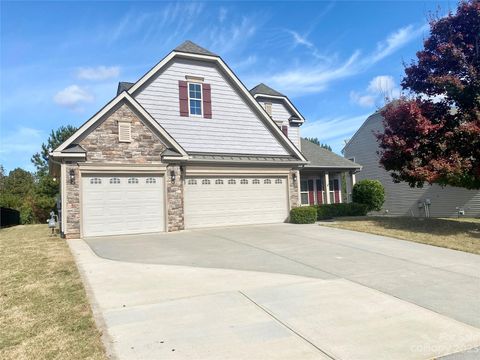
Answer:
[
  {"xmin": 322, "ymin": 216, "xmax": 480, "ymax": 255},
  {"xmin": 0, "ymin": 225, "xmax": 107, "ymax": 360}
]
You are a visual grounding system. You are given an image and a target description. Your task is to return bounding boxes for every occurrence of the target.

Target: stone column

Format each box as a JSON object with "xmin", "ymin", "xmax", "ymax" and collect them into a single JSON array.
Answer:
[
  {"xmin": 65, "ymin": 164, "xmax": 80, "ymax": 239},
  {"xmin": 346, "ymin": 172, "xmax": 357, "ymax": 203},
  {"xmin": 323, "ymin": 172, "xmax": 331, "ymax": 204},
  {"xmin": 288, "ymin": 169, "xmax": 300, "ymax": 208},
  {"xmin": 166, "ymin": 164, "xmax": 184, "ymax": 231}
]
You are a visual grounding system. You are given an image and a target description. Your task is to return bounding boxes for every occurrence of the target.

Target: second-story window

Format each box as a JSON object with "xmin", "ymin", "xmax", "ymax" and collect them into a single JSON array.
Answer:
[{"xmin": 189, "ymin": 83, "xmax": 202, "ymax": 116}]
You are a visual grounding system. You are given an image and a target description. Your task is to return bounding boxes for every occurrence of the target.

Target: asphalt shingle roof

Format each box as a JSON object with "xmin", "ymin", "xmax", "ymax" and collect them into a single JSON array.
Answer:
[
  {"xmin": 174, "ymin": 40, "xmax": 217, "ymax": 56},
  {"xmin": 116, "ymin": 82, "xmax": 134, "ymax": 95},
  {"xmin": 249, "ymin": 83, "xmax": 285, "ymax": 97},
  {"xmin": 301, "ymin": 138, "xmax": 361, "ymax": 169}
]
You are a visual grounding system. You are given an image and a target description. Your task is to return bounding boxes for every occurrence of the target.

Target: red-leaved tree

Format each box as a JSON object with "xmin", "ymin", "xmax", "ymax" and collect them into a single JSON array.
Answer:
[{"xmin": 377, "ymin": 0, "xmax": 480, "ymax": 189}]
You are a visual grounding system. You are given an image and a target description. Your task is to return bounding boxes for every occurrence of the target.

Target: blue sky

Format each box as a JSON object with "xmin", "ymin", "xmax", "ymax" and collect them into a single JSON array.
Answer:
[{"xmin": 1, "ymin": 1, "xmax": 451, "ymax": 172}]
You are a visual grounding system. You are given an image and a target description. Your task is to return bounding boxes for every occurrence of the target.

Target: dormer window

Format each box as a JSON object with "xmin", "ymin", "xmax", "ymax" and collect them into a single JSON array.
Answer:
[
  {"xmin": 188, "ymin": 83, "xmax": 202, "ymax": 116},
  {"xmin": 264, "ymin": 102, "xmax": 272, "ymax": 116}
]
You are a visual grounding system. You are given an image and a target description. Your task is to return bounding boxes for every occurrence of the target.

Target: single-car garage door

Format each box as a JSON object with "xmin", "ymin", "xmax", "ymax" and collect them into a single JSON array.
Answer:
[
  {"xmin": 184, "ymin": 177, "xmax": 289, "ymax": 229},
  {"xmin": 82, "ymin": 174, "xmax": 165, "ymax": 237}
]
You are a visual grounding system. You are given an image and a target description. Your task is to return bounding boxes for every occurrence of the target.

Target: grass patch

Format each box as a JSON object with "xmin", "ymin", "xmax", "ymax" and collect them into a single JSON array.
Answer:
[
  {"xmin": 0, "ymin": 225, "xmax": 107, "ymax": 360},
  {"xmin": 322, "ymin": 216, "xmax": 480, "ymax": 255}
]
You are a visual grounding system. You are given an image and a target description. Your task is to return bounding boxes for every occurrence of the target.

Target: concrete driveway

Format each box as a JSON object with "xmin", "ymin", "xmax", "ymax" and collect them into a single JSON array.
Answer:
[{"xmin": 70, "ymin": 223, "xmax": 480, "ymax": 359}]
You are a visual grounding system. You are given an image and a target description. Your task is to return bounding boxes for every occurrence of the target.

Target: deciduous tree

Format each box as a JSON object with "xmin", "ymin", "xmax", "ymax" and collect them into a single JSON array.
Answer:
[{"xmin": 377, "ymin": 0, "xmax": 480, "ymax": 189}]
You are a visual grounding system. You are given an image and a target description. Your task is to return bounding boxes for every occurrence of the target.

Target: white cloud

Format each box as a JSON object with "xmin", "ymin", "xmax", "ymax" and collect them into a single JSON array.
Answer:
[
  {"xmin": 53, "ymin": 85, "xmax": 94, "ymax": 110},
  {"xmin": 369, "ymin": 24, "xmax": 429, "ymax": 63},
  {"xmin": 219, "ymin": 7, "xmax": 228, "ymax": 23},
  {"xmin": 203, "ymin": 16, "xmax": 257, "ymax": 55},
  {"xmin": 262, "ymin": 22, "xmax": 426, "ymax": 96},
  {"xmin": 368, "ymin": 75, "xmax": 396, "ymax": 94},
  {"xmin": 76, "ymin": 66, "xmax": 120, "ymax": 81},
  {"xmin": 350, "ymin": 92, "xmax": 376, "ymax": 107},
  {"xmin": 290, "ymin": 30, "xmax": 314, "ymax": 48},
  {"xmin": 351, "ymin": 75, "xmax": 401, "ymax": 108},
  {"xmin": 232, "ymin": 55, "xmax": 257, "ymax": 70},
  {"xmin": 301, "ymin": 113, "xmax": 371, "ymax": 153},
  {"xmin": 266, "ymin": 51, "xmax": 360, "ymax": 95}
]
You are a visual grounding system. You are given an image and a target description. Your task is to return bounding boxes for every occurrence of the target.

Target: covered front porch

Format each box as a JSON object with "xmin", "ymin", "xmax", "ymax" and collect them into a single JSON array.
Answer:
[
  {"xmin": 298, "ymin": 138, "xmax": 362, "ymax": 206},
  {"xmin": 299, "ymin": 169, "xmax": 358, "ymax": 206}
]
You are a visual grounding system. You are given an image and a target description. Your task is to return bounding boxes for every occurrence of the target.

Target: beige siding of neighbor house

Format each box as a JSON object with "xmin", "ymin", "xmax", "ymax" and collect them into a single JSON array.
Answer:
[
  {"xmin": 344, "ymin": 113, "xmax": 480, "ymax": 217},
  {"xmin": 135, "ymin": 58, "xmax": 288, "ymax": 155},
  {"xmin": 258, "ymin": 99, "xmax": 301, "ymax": 149}
]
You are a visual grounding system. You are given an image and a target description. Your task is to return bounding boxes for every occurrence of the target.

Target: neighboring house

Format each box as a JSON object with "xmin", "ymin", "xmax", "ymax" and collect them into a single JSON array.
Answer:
[
  {"xmin": 51, "ymin": 41, "xmax": 360, "ymax": 238},
  {"xmin": 343, "ymin": 111, "xmax": 480, "ymax": 217}
]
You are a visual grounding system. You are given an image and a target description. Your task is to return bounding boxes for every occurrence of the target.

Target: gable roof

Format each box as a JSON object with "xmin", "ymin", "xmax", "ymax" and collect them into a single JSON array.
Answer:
[
  {"xmin": 174, "ymin": 40, "xmax": 218, "ymax": 57},
  {"xmin": 126, "ymin": 41, "xmax": 307, "ymax": 163},
  {"xmin": 342, "ymin": 111, "xmax": 383, "ymax": 153},
  {"xmin": 117, "ymin": 82, "xmax": 134, "ymax": 95},
  {"xmin": 52, "ymin": 91, "xmax": 188, "ymax": 158},
  {"xmin": 250, "ymin": 83, "xmax": 285, "ymax": 97},
  {"xmin": 250, "ymin": 83, "xmax": 305, "ymax": 123},
  {"xmin": 301, "ymin": 138, "xmax": 361, "ymax": 170}
]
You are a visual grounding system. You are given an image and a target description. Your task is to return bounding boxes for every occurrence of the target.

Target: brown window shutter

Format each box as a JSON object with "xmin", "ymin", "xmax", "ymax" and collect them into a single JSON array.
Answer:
[
  {"xmin": 179, "ymin": 80, "xmax": 188, "ymax": 116},
  {"xmin": 281, "ymin": 125, "xmax": 288, "ymax": 136},
  {"xmin": 202, "ymin": 83, "xmax": 212, "ymax": 119}
]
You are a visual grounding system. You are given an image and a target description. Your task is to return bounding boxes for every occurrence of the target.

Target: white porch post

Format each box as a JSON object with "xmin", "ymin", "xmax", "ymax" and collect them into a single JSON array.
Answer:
[
  {"xmin": 324, "ymin": 172, "xmax": 331, "ymax": 204},
  {"xmin": 346, "ymin": 172, "xmax": 356, "ymax": 203},
  {"xmin": 337, "ymin": 173, "xmax": 343, "ymax": 204}
]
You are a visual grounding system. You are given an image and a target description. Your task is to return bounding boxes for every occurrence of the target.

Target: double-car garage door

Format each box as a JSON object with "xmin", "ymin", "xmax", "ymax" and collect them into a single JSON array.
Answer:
[
  {"xmin": 81, "ymin": 174, "xmax": 289, "ymax": 236},
  {"xmin": 184, "ymin": 176, "xmax": 288, "ymax": 228}
]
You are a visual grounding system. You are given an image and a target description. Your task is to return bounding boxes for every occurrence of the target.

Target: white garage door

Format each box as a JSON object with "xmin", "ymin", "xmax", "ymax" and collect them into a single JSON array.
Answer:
[
  {"xmin": 184, "ymin": 177, "xmax": 289, "ymax": 229},
  {"xmin": 82, "ymin": 174, "xmax": 165, "ymax": 237}
]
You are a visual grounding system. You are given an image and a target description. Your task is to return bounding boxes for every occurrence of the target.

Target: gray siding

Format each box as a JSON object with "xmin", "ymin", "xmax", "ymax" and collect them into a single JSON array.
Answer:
[
  {"xmin": 344, "ymin": 113, "xmax": 480, "ymax": 217},
  {"xmin": 258, "ymin": 98, "xmax": 301, "ymax": 149},
  {"xmin": 135, "ymin": 58, "xmax": 288, "ymax": 155}
]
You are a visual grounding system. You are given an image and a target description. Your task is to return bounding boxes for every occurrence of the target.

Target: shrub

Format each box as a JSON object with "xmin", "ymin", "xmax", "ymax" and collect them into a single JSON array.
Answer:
[
  {"xmin": 352, "ymin": 179, "xmax": 385, "ymax": 212},
  {"xmin": 316, "ymin": 203, "xmax": 368, "ymax": 220},
  {"xmin": 290, "ymin": 206, "xmax": 317, "ymax": 224}
]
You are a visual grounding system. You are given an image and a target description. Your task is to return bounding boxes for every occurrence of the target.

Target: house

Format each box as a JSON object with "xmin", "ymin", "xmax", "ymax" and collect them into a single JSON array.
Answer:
[
  {"xmin": 343, "ymin": 111, "xmax": 480, "ymax": 217},
  {"xmin": 51, "ymin": 41, "xmax": 360, "ymax": 238}
]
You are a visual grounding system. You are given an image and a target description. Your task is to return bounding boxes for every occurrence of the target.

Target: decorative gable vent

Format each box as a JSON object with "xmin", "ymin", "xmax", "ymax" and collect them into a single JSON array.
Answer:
[
  {"xmin": 264, "ymin": 102, "xmax": 272, "ymax": 116},
  {"xmin": 118, "ymin": 121, "xmax": 132, "ymax": 142}
]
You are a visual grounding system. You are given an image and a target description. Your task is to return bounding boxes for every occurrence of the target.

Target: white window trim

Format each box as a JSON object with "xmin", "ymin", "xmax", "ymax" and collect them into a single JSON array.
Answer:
[
  {"xmin": 188, "ymin": 82, "xmax": 203, "ymax": 117},
  {"xmin": 300, "ymin": 179, "xmax": 309, "ymax": 206}
]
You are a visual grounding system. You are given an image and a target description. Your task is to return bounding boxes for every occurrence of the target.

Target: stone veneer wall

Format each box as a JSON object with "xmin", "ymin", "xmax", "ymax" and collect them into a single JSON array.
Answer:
[
  {"xmin": 289, "ymin": 169, "xmax": 300, "ymax": 208},
  {"xmin": 65, "ymin": 164, "xmax": 80, "ymax": 238},
  {"xmin": 166, "ymin": 164, "xmax": 184, "ymax": 231},
  {"xmin": 79, "ymin": 104, "xmax": 166, "ymax": 163},
  {"xmin": 64, "ymin": 102, "xmax": 168, "ymax": 238}
]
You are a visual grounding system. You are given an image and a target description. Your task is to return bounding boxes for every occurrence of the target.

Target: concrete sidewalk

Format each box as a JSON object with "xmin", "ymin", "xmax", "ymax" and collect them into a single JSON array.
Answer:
[{"xmin": 70, "ymin": 237, "xmax": 480, "ymax": 360}]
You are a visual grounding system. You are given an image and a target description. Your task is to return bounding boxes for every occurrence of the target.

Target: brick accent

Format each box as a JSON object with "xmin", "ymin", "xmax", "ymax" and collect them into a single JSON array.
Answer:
[
  {"xmin": 64, "ymin": 102, "xmax": 168, "ymax": 238},
  {"xmin": 289, "ymin": 169, "xmax": 300, "ymax": 208},
  {"xmin": 166, "ymin": 164, "xmax": 184, "ymax": 231},
  {"xmin": 80, "ymin": 103, "xmax": 166, "ymax": 163}
]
